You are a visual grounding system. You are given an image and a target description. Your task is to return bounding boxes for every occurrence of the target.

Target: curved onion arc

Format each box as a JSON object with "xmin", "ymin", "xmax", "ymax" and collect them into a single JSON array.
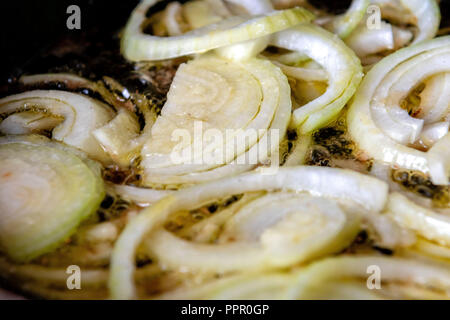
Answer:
[
  {"xmin": 271, "ymin": 24, "xmax": 363, "ymax": 133},
  {"xmin": 145, "ymin": 192, "xmax": 360, "ymax": 273},
  {"xmin": 402, "ymin": 0, "xmax": 440, "ymax": 45},
  {"xmin": 410, "ymin": 238, "xmax": 450, "ymax": 260},
  {"xmin": 121, "ymin": 0, "xmax": 314, "ymax": 61},
  {"xmin": 18, "ymin": 73, "xmax": 163, "ymax": 168},
  {"xmin": 344, "ymin": 20, "xmax": 394, "ymax": 58},
  {"xmin": 371, "ymin": 0, "xmax": 440, "ymax": 45},
  {"xmin": 109, "ymin": 184, "xmax": 172, "ymax": 206},
  {"xmin": 347, "ymin": 36, "xmax": 450, "ymax": 185},
  {"xmin": 386, "ymin": 192, "xmax": 450, "ymax": 246},
  {"xmin": 288, "ymin": 255, "xmax": 450, "ymax": 299},
  {"xmin": 156, "ymin": 271, "xmax": 294, "ymax": 299},
  {"xmin": 0, "ymin": 90, "xmax": 114, "ymax": 163},
  {"xmin": 109, "ymin": 166, "xmax": 388, "ymax": 299},
  {"xmin": 325, "ymin": 0, "xmax": 370, "ymax": 39},
  {"xmin": 0, "ymin": 135, "xmax": 105, "ymax": 262},
  {"xmin": 418, "ymin": 72, "xmax": 450, "ymax": 124},
  {"xmin": 226, "ymin": 0, "xmax": 273, "ymax": 15}
]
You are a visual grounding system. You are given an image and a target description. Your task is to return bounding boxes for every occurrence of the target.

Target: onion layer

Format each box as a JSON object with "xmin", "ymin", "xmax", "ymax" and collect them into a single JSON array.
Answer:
[
  {"xmin": 140, "ymin": 54, "xmax": 291, "ymax": 186},
  {"xmin": 347, "ymin": 36, "xmax": 450, "ymax": 185},
  {"xmin": 386, "ymin": 192, "xmax": 450, "ymax": 247},
  {"xmin": 289, "ymin": 255, "xmax": 450, "ymax": 299},
  {"xmin": 121, "ymin": 0, "xmax": 314, "ymax": 61},
  {"xmin": 109, "ymin": 166, "xmax": 388, "ymax": 299},
  {"xmin": 0, "ymin": 135, "xmax": 105, "ymax": 262},
  {"xmin": 0, "ymin": 90, "xmax": 114, "ymax": 163},
  {"xmin": 271, "ymin": 24, "xmax": 363, "ymax": 133}
]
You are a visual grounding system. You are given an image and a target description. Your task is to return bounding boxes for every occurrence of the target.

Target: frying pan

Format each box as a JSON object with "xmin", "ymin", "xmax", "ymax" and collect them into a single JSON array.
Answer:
[{"xmin": 0, "ymin": 0, "xmax": 449, "ymax": 299}]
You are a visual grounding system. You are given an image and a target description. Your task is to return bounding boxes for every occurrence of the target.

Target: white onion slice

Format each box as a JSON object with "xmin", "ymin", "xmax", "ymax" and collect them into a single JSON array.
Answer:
[
  {"xmin": 271, "ymin": 24, "xmax": 363, "ymax": 133},
  {"xmin": 289, "ymin": 255, "xmax": 450, "ymax": 299},
  {"xmin": 0, "ymin": 135, "xmax": 105, "ymax": 262},
  {"xmin": 0, "ymin": 90, "xmax": 114, "ymax": 163},
  {"xmin": 121, "ymin": 0, "xmax": 314, "ymax": 61},
  {"xmin": 347, "ymin": 36, "xmax": 450, "ymax": 185},
  {"xmin": 139, "ymin": 54, "xmax": 291, "ymax": 186},
  {"xmin": 109, "ymin": 166, "xmax": 388, "ymax": 299},
  {"xmin": 386, "ymin": 192, "xmax": 450, "ymax": 246}
]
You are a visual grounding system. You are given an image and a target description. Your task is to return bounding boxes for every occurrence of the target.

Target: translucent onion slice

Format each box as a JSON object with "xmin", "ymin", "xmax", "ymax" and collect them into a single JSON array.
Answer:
[
  {"xmin": 271, "ymin": 61, "xmax": 328, "ymax": 82},
  {"xmin": 121, "ymin": 0, "xmax": 314, "ymax": 61},
  {"xmin": 372, "ymin": 0, "xmax": 440, "ymax": 45},
  {"xmin": 92, "ymin": 109, "xmax": 141, "ymax": 167},
  {"xmin": 164, "ymin": 2, "xmax": 183, "ymax": 36},
  {"xmin": 418, "ymin": 121, "xmax": 449, "ymax": 148},
  {"xmin": 0, "ymin": 90, "xmax": 114, "ymax": 163},
  {"xmin": 410, "ymin": 238, "xmax": 450, "ymax": 260},
  {"xmin": 0, "ymin": 135, "xmax": 105, "ymax": 262},
  {"xmin": 0, "ymin": 111, "xmax": 63, "ymax": 135},
  {"xmin": 347, "ymin": 36, "xmax": 450, "ymax": 185},
  {"xmin": 145, "ymin": 192, "xmax": 360, "ymax": 273},
  {"xmin": 386, "ymin": 192, "xmax": 450, "ymax": 247},
  {"xmin": 427, "ymin": 133, "xmax": 450, "ymax": 185},
  {"xmin": 109, "ymin": 166, "xmax": 388, "ymax": 299},
  {"xmin": 183, "ymin": 0, "xmax": 224, "ymax": 29},
  {"xmin": 161, "ymin": 254, "xmax": 450, "ymax": 299},
  {"xmin": 109, "ymin": 184, "xmax": 172, "ymax": 206},
  {"xmin": 226, "ymin": 0, "xmax": 274, "ymax": 15},
  {"xmin": 324, "ymin": 0, "xmax": 370, "ymax": 38},
  {"xmin": 215, "ymin": 36, "xmax": 270, "ymax": 62},
  {"xmin": 344, "ymin": 21, "xmax": 394, "ymax": 58},
  {"xmin": 19, "ymin": 73, "xmax": 160, "ymax": 168},
  {"xmin": 271, "ymin": 24, "xmax": 363, "ymax": 133},
  {"xmin": 283, "ymin": 134, "xmax": 312, "ymax": 166},
  {"xmin": 157, "ymin": 271, "xmax": 295, "ymax": 299},
  {"xmin": 418, "ymin": 72, "xmax": 450, "ymax": 124},
  {"xmin": 140, "ymin": 54, "xmax": 291, "ymax": 186},
  {"xmin": 288, "ymin": 255, "xmax": 450, "ymax": 299}
]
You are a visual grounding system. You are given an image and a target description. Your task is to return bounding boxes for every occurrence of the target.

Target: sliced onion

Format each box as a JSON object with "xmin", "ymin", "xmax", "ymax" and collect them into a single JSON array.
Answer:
[
  {"xmin": 271, "ymin": 24, "xmax": 363, "ymax": 133},
  {"xmin": 92, "ymin": 109, "xmax": 141, "ymax": 167},
  {"xmin": 161, "ymin": 253, "xmax": 450, "ymax": 299},
  {"xmin": 140, "ymin": 54, "xmax": 291, "ymax": 186},
  {"xmin": 427, "ymin": 133, "xmax": 450, "ymax": 185},
  {"xmin": 0, "ymin": 90, "xmax": 114, "ymax": 163},
  {"xmin": 0, "ymin": 111, "xmax": 63, "ymax": 135},
  {"xmin": 372, "ymin": 0, "xmax": 440, "ymax": 45},
  {"xmin": 418, "ymin": 121, "xmax": 449, "ymax": 148},
  {"xmin": 157, "ymin": 271, "xmax": 294, "ymax": 299},
  {"xmin": 410, "ymin": 238, "xmax": 450, "ymax": 260},
  {"xmin": 283, "ymin": 134, "xmax": 311, "ymax": 166},
  {"xmin": 109, "ymin": 166, "xmax": 388, "ymax": 299},
  {"xmin": 386, "ymin": 192, "xmax": 450, "ymax": 246},
  {"xmin": 164, "ymin": 2, "xmax": 184, "ymax": 36},
  {"xmin": 288, "ymin": 255, "xmax": 450, "ymax": 299},
  {"xmin": 226, "ymin": 0, "xmax": 273, "ymax": 15},
  {"xmin": 347, "ymin": 36, "xmax": 450, "ymax": 185},
  {"xmin": 145, "ymin": 192, "xmax": 360, "ymax": 273},
  {"xmin": 215, "ymin": 36, "xmax": 270, "ymax": 62},
  {"xmin": 121, "ymin": 0, "xmax": 314, "ymax": 61},
  {"xmin": 418, "ymin": 72, "xmax": 450, "ymax": 124},
  {"xmin": 0, "ymin": 135, "xmax": 105, "ymax": 262},
  {"xmin": 109, "ymin": 184, "xmax": 172, "ymax": 206},
  {"xmin": 324, "ymin": 0, "xmax": 370, "ymax": 38},
  {"xmin": 271, "ymin": 61, "xmax": 328, "ymax": 82},
  {"xmin": 183, "ymin": 0, "xmax": 223, "ymax": 29},
  {"xmin": 345, "ymin": 21, "xmax": 394, "ymax": 58}
]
